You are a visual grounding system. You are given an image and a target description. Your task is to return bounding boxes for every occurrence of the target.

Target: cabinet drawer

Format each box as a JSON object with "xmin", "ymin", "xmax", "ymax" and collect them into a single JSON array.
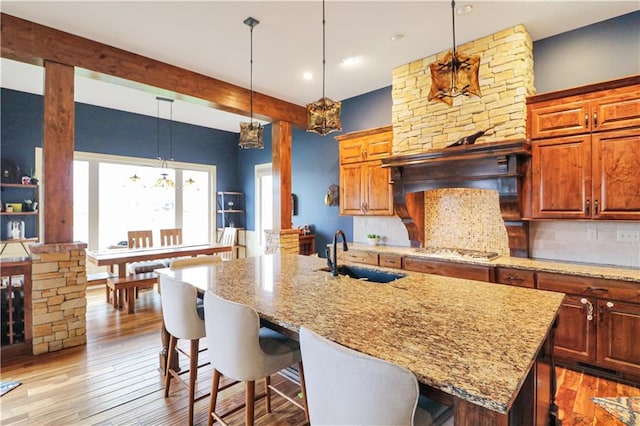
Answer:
[
  {"xmin": 379, "ymin": 254, "xmax": 402, "ymax": 269},
  {"xmin": 495, "ymin": 268, "xmax": 535, "ymax": 288},
  {"xmin": 537, "ymin": 272, "xmax": 640, "ymax": 303},
  {"xmin": 339, "ymin": 250, "xmax": 378, "ymax": 266},
  {"xmin": 404, "ymin": 257, "xmax": 492, "ymax": 282}
]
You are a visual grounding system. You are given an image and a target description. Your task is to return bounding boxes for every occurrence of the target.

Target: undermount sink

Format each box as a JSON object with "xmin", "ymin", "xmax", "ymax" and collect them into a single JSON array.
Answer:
[{"xmin": 319, "ymin": 265, "xmax": 406, "ymax": 283}]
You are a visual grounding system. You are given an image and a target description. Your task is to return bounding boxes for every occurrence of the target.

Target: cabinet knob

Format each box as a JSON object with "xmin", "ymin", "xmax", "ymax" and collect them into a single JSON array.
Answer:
[
  {"xmin": 585, "ymin": 113, "xmax": 589, "ymax": 127},
  {"xmin": 606, "ymin": 301, "xmax": 614, "ymax": 308},
  {"xmin": 593, "ymin": 112, "xmax": 598, "ymax": 127},
  {"xmin": 585, "ymin": 199, "xmax": 590, "ymax": 215},
  {"xmin": 594, "ymin": 199, "xmax": 598, "ymax": 215}
]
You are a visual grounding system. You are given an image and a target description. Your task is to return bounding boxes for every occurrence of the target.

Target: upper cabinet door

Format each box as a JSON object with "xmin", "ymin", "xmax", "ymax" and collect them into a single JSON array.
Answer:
[
  {"xmin": 532, "ymin": 135, "xmax": 592, "ymax": 218},
  {"xmin": 592, "ymin": 92, "xmax": 640, "ymax": 133},
  {"xmin": 529, "ymin": 99, "xmax": 590, "ymax": 139},
  {"xmin": 592, "ymin": 128, "xmax": 640, "ymax": 220},
  {"xmin": 339, "ymin": 139, "xmax": 366, "ymax": 164},
  {"xmin": 363, "ymin": 162, "xmax": 393, "ymax": 216}
]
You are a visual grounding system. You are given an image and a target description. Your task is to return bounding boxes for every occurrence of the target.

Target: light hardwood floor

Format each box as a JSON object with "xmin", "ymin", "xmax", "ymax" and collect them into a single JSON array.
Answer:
[{"xmin": 1, "ymin": 286, "xmax": 638, "ymax": 425}]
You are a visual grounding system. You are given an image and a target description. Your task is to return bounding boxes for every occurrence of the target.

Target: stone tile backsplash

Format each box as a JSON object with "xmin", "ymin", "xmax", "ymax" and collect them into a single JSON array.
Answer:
[
  {"xmin": 424, "ymin": 188, "xmax": 510, "ymax": 256},
  {"xmin": 530, "ymin": 221, "xmax": 640, "ymax": 268}
]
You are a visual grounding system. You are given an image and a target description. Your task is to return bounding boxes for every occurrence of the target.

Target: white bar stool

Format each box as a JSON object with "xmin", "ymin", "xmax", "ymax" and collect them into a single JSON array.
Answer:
[{"xmin": 203, "ymin": 291, "xmax": 309, "ymax": 426}]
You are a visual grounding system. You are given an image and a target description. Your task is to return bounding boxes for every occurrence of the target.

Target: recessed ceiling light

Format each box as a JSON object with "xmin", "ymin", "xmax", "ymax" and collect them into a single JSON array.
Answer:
[
  {"xmin": 303, "ymin": 72, "xmax": 313, "ymax": 80},
  {"xmin": 390, "ymin": 33, "xmax": 406, "ymax": 42},
  {"xmin": 341, "ymin": 56, "xmax": 358, "ymax": 66},
  {"xmin": 456, "ymin": 4, "xmax": 473, "ymax": 15}
]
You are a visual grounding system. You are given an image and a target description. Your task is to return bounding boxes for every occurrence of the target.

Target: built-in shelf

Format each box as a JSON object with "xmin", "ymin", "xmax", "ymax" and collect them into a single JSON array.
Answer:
[{"xmin": 0, "ymin": 212, "xmax": 38, "ymax": 216}]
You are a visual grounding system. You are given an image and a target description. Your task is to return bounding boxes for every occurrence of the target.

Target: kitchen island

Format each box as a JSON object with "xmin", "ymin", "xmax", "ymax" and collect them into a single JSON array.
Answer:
[{"xmin": 157, "ymin": 253, "xmax": 565, "ymax": 425}]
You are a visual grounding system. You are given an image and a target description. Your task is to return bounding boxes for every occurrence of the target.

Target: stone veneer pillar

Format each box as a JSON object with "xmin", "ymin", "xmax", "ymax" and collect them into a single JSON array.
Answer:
[
  {"xmin": 391, "ymin": 24, "xmax": 534, "ymax": 153},
  {"xmin": 29, "ymin": 242, "xmax": 88, "ymax": 355},
  {"xmin": 264, "ymin": 229, "xmax": 300, "ymax": 255}
]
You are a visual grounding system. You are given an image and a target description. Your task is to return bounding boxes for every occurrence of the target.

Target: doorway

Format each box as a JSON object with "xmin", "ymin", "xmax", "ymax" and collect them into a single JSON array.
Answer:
[{"xmin": 254, "ymin": 163, "xmax": 273, "ymax": 254}]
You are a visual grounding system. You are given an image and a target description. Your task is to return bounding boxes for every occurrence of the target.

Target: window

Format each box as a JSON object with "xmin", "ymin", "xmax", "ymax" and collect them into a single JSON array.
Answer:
[{"xmin": 69, "ymin": 151, "xmax": 215, "ymax": 250}]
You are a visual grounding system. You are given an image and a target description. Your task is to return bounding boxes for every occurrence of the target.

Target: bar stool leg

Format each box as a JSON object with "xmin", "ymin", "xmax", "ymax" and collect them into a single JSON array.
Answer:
[
  {"xmin": 298, "ymin": 362, "xmax": 310, "ymax": 423},
  {"xmin": 245, "ymin": 381, "xmax": 255, "ymax": 426},
  {"xmin": 165, "ymin": 335, "xmax": 177, "ymax": 396},
  {"xmin": 208, "ymin": 369, "xmax": 221, "ymax": 426},
  {"xmin": 188, "ymin": 339, "xmax": 199, "ymax": 425},
  {"xmin": 264, "ymin": 376, "xmax": 272, "ymax": 413}
]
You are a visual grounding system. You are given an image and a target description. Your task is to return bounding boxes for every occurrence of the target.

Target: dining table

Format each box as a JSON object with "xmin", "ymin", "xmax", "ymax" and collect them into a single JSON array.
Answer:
[
  {"xmin": 86, "ymin": 242, "xmax": 233, "ymax": 371},
  {"xmin": 156, "ymin": 253, "xmax": 565, "ymax": 426},
  {"xmin": 85, "ymin": 243, "xmax": 233, "ymax": 278}
]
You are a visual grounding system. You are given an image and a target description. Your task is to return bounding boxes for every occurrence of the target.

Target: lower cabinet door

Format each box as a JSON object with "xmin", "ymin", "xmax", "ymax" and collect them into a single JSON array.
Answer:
[
  {"xmin": 596, "ymin": 299, "xmax": 640, "ymax": 376},
  {"xmin": 554, "ymin": 295, "xmax": 597, "ymax": 363}
]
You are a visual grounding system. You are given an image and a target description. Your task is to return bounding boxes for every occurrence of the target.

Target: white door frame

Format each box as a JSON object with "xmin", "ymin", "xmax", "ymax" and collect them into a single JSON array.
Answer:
[{"xmin": 254, "ymin": 162, "xmax": 273, "ymax": 254}]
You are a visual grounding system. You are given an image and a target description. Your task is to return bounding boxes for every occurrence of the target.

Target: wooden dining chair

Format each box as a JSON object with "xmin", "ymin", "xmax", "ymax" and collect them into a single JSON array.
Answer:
[
  {"xmin": 220, "ymin": 227, "xmax": 237, "ymax": 261},
  {"xmin": 128, "ymin": 230, "xmax": 153, "ymax": 248},
  {"xmin": 160, "ymin": 228, "xmax": 183, "ymax": 246}
]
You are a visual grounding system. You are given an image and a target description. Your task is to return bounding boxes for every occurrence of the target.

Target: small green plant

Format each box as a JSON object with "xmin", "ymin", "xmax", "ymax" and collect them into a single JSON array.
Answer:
[{"xmin": 367, "ymin": 234, "xmax": 380, "ymax": 239}]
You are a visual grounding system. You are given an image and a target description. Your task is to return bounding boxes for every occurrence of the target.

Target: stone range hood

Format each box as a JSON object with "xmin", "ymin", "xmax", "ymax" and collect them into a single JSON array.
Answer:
[{"xmin": 381, "ymin": 139, "xmax": 531, "ymax": 257}]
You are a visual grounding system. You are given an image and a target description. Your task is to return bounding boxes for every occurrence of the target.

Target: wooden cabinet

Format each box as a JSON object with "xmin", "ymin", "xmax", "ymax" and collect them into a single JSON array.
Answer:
[
  {"xmin": 597, "ymin": 300, "xmax": 640, "ymax": 376},
  {"xmin": 529, "ymin": 78, "xmax": 640, "ymax": 220},
  {"xmin": 1, "ymin": 257, "xmax": 32, "ymax": 359},
  {"xmin": 529, "ymin": 90, "xmax": 640, "ymax": 139},
  {"xmin": 403, "ymin": 257, "xmax": 492, "ymax": 282},
  {"xmin": 553, "ymin": 294, "xmax": 597, "ymax": 363},
  {"xmin": 537, "ymin": 271, "xmax": 640, "ymax": 380},
  {"xmin": 532, "ymin": 129, "xmax": 640, "ymax": 219},
  {"xmin": 495, "ymin": 267, "xmax": 535, "ymax": 288},
  {"xmin": 338, "ymin": 249, "xmax": 379, "ymax": 266},
  {"xmin": 336, "ymin": 126, "xmax": 393, "ymax": 216},
  {"xmin": 379, "ymin": 253, "xmax": 403, "ymax": 269}
]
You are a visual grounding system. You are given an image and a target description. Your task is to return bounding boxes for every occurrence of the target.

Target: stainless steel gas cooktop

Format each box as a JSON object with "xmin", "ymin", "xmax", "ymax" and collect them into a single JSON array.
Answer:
[{"xmin": 415, "ymin": 247, "xmax": 500, "ymax": 261}]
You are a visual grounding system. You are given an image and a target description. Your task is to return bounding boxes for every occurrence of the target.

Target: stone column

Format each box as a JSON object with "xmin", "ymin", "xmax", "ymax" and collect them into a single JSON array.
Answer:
[
  {"xmin": 30, "ymin": 242, "xmax": 88, "ymax": 355},
  {"xmin": 264, "ymin": 229, "xmax": 300, "ymax": 255}
]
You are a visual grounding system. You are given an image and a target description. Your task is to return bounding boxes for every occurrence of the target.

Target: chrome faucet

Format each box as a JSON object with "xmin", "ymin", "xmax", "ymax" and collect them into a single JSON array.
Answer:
[{"xmin": 325, "ymin": 229, "xmax": 348, "ymax": 276}]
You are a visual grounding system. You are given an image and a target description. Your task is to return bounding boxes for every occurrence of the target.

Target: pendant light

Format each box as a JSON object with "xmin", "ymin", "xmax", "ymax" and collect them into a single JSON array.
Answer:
[
  {"xmin": 306, "ymin": 0, "xmax": 342, "ymax": 136},
  {"xmin": 428, "ymin": 0, "xmax": 481, "ymax": 106},
  {"xmin": 239, "ymin": 17, "xmax": 264, "ymax": 149},
  {"xmin": 155, "ymin": 96, "xmax": 176, "ymax": 189}
]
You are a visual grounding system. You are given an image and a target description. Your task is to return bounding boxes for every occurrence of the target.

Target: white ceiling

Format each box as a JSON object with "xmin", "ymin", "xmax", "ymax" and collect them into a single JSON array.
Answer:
[{"xmin": 1, "ymin": 1, "xmax": 638, "ymax": 132}]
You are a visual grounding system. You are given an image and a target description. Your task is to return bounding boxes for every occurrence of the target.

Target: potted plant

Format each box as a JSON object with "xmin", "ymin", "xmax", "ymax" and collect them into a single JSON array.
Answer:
[{"xmin": 366, "ymin": 234, "xmax": 381, "ymax": 246}]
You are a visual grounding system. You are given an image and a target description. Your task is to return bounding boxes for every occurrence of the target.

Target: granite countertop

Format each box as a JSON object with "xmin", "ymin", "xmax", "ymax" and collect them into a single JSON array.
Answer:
[
  {"xmin": 343, "ymin": 243, "xmax": 640, "ymax": 283},
  {"xmin": 160, "ymin": 254, "xmax": 564, "ymax": 414}
]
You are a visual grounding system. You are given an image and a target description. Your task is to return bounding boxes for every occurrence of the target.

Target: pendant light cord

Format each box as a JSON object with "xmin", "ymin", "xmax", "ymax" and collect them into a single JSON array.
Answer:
[
  {"xmin": 156, "ymin": 99, "xmax": 161, "ymax": 161},
  {"xmin": 250, "ymin": 23, "xmax": 254, "ymax": 127},
  {"xmin": 156, "ymin": 96, "xmax": 175, "ymax": 164},
  {"xmin": 450, "ymin": 0, "xmax": 457, "ymax": 92},
  {"xmin": 322, "ymin": 0, "xmax": 326, "ymax": 103},
  {"xmin": 169, "ymin": 99, "xmax": 174, "ymax": 161}
]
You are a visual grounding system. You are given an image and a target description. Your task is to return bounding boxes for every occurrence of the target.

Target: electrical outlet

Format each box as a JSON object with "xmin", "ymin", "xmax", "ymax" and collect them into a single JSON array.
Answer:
[
  {"xmin": 587, "ymin": 229, "xmax": 598, "ymax": 241},
  {"xmin": 617, "ymin": 230, "xmax": 640, "ymax": 242}
]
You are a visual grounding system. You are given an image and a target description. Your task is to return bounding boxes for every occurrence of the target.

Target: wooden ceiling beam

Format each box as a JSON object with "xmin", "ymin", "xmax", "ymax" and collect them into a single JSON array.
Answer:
[{"xmin": 0, "ymin": 13, "xmax": 308, "ymax": 128}]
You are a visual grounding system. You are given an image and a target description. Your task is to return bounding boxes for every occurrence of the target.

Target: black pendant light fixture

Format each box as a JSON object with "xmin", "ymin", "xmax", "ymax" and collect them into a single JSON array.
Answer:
[
  {"xmin": 155, "ymin": 96, "xmax": 176, "ymax": 188},
  {"xmin": 428, "ymin": 0, "xmax": 481, "ymax": 106},
  {"xmin": 306, "ymin": 0, "xmax": 342, "ymax": 136},
  {"xmin": 239, "ymin": 16, "xmax": 264, "ymax": 149}
]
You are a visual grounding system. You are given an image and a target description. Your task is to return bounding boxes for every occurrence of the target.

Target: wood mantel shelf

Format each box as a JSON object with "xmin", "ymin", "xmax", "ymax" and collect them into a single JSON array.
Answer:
[{"xmin": 382, "ymin": 139, "xmax": 531, "ymax": 256}]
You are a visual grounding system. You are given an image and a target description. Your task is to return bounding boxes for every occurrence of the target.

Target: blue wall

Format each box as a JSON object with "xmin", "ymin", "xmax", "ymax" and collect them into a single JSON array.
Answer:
[
  {"xmin": 1, "ymin": 88, "xmax": 240, "ymax": 190},
  {"xmin": 533, "ymin": 11, "xmax": 639, "ymax": 93}
]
